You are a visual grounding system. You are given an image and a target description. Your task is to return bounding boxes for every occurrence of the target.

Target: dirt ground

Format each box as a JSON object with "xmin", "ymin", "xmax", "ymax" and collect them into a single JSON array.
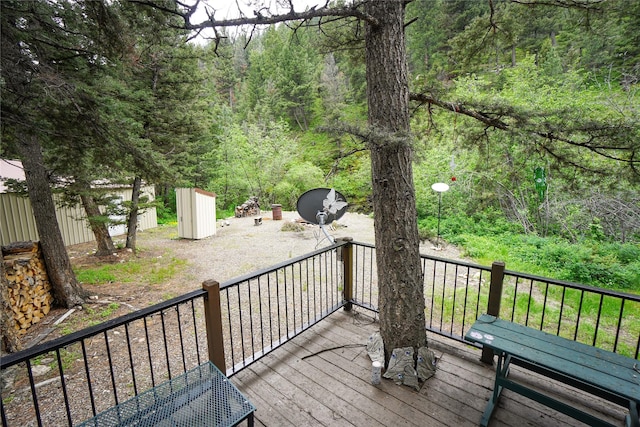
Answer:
[{"xmin": 20, "ymin": 210, "xmax": 466, "ymax": 348}]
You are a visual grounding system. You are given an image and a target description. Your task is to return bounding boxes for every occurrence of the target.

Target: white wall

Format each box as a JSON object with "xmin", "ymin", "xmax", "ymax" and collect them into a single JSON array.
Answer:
[{"xmin": 176, "ymin": 188, "xmax": 216, "ymax": 239}]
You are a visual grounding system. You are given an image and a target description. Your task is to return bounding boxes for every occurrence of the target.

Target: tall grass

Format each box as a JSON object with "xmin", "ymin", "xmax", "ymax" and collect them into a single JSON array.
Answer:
[{"xmin": 450, "ymin": 232, "xmax": 640, "ymax": 293}]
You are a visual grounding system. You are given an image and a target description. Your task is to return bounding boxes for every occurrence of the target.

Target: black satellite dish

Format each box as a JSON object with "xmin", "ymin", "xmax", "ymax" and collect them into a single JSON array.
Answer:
[{"xmin": 297, "ymin": 188, "xmax": 348, "ymax": 244}]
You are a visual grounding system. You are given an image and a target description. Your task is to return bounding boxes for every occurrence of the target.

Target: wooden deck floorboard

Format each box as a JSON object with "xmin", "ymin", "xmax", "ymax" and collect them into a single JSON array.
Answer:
[{"xmin": 231, "ymin": 309, "xmax": 627, "ymax": 427}]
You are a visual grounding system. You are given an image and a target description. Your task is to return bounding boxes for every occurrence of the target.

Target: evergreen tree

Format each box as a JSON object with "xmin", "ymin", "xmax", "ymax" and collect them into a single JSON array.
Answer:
[{"xmin": 0, "ymin": 0, "xmax": 118, "ymax": 306}]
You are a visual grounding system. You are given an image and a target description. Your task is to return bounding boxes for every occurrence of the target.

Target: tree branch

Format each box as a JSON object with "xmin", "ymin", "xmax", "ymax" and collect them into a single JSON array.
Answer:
[
  {"xmin": 137, "ymin": 0, "xmax": 378, "ymax": 32},
  {"xmin": 410, "ymin": 92, "xmax": 509, "ymax": 130},
  {"xmin": 410, "ymin": 92, "xmax": 640, "ymax": 172},
  {"xmin": 509, "ymin": 0, "xmax": 607, "ymax": 10}
]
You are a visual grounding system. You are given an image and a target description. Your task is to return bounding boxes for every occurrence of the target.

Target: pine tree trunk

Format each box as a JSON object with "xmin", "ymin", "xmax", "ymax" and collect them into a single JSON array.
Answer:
[
  {"xmin": 365, "ymin": 1, "xmax": 427, "ymax": 362},
  {"xmin": 17, "ymin": 135, "xmax": 86, "ymax": 308},
  {"xmin": 80, "ymin": 190, "xmax": 116, "ymax": 257},
  {"xmin": 125, "ymin": 176, "xmax": 142, "ymax": 252}
]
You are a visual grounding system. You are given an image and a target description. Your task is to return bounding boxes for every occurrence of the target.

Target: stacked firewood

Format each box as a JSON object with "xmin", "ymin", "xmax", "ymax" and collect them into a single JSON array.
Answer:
[
  {"xmin": 235, "ymin": 196, "xmax": 260, "ymax": 217},
  {"xmin": 2, "ymin": 242, "xmax": 53, "ymax": 335}
]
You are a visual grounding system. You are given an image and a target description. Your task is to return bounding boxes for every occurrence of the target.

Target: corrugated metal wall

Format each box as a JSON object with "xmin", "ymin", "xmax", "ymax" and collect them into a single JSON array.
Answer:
[
  {"xmin": 0, "ymin": 187, "xmax": 157, "ymax": 247},
  {"xmin": 193, "ymin": 189, "xmax": 216, "ymax": 239},
  {"xmin": 0, "ymin": 193, "xmax": 38, "ymax": 245},
  {"xmin": 176, "ymin": 188, "xmax": 194, "ymax": 239},
  {"xmin": 53, "ymin": 196, "xmax": 95, "ymax": 245}
]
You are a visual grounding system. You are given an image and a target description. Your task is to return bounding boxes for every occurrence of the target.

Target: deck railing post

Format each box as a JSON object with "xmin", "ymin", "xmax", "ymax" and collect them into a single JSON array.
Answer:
[
  {"xmin": 337, "ymin": 237, "xmax": 354, "ymax": 311},
  {"xmin": 481, "ymin": 261, "xmax": 505, "ymax": 364},
  {"xmin": 202, "ymin": 280, "xmax": 226, "ymax": 373}
]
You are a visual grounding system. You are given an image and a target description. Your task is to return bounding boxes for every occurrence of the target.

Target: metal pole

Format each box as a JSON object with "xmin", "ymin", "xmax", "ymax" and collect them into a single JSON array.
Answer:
[{"xmin": 437, "ymin": 192, "xmax": 442, "ymax": 247}]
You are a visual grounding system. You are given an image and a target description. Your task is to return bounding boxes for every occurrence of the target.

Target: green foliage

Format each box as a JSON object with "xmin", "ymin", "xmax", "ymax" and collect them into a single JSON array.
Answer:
[
  {"xmin": 156, "ymin": 204, "xmax": 177, "ymax": 225},
  {"xmin": 418, "ymin": 210, "xmax": 523, "ymax": 246},
  {"xmin": 216, "ymin": 206, "xmax": 236, "ymax": 220},
  {"xmin": 238, "ymin": 24, "xmax": 322, "ymax": 131},
  {"xmin": 155, "ymin": 192, "xmax": 178, "ymax": 225},
  {"xmin": 279, "ymin": 162, "xmax": 325, "ymax": 208},
  {"xmin": 207, "ymin": 120, "xmax": 302, "ymax": 210},
  {"xmin": 455, "ymin": 231, "xmax": 640, "ymax": 292},
  {"xmin": 272, "ymin": 181, "xmax": 298, "ymax": 210},
  {"xmin": 74, "ymin": 253, "xmax": 187, "ymax": 286},
  {"xmin": 75, "ymin": 267, "xmax": 117, "ymax": 285}
]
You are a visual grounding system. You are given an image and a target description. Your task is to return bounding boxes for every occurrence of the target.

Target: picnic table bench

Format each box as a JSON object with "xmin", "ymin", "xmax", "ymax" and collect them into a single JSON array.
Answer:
[
  {"xmin": 465, "ymin": 314, "xmax": 640, "ymax": 427},
  {"xmin": 77, "ymin": 361, "xmax": 255, "ymax": 427}
]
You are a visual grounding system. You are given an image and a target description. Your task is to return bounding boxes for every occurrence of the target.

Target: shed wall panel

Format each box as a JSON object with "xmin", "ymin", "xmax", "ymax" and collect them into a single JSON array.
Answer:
[
  {"xmin": 54, "ymin": 198, "xmax": 93, "ymax": 246},
  {"xmin": 194, "ymin": 191, "xmax": 216, "ymax": 239},
  {"xmin": 0, "ymin": 194, "xmax": 38, "ymax": 243},
  {"xmin": 176, "ymin": 188, "xmax": 194, "ymax": 239},
  {"xmin": 0, "ymin": 186, "xmax": 157, "ymax": 246},
  {"xmin": 176, "ymin": 188, "xmax": 216, "ymax": 240}
]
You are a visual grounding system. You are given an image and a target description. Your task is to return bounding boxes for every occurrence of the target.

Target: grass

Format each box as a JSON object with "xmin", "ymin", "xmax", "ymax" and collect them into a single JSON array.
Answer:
[
  {"xmin": 57, "ymin": 303, "xmax": 123, "ymax": 334},
  {"xmin": 456, "ymin": 233, "xmax": 640, "ymax": 293},
  {"xmin": 426, "ymin": 270, "xmax": 640, "ymax": 358},
  {"xmin": 31, "ymin": 348, "xmax": 81, "ymax": 372},
  {"xmin": 63, "ymin": 242, "xmax": 188, "ymax": 338},
  {"xmin": 74, "ymin": 253, "xmax": 187, "ymax": 286}
]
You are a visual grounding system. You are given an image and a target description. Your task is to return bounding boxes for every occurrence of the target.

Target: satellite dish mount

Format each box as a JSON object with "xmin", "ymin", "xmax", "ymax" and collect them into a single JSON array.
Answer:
[
  {"xmin": 297, "ymin": 188, "xmax": 348, "ymax": 246},
  {"xmin": 431, "ymin": 182, "xmax": 450, "ymax": 250}
]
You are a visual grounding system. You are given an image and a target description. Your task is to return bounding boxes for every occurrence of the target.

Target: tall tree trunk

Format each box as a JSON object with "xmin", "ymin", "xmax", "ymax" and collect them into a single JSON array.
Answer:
[
  {"xmin": 125, "ymin": 176, "xmax": 142, "ymax": 252},
  {"xmin": 17, "ymin": 135, "xmax": 86, "ymax": 308},
  {"xmin": 79, "ymin": 187, "xmax": 116, "ymax": 257},
  {"xmin": 365, "ymin": 1, "xmax": 427, "ymax": 362}
]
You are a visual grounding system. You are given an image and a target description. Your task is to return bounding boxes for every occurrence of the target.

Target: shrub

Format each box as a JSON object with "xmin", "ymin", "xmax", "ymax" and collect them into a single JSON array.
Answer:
[{"xmin": 281, "ymin": 222, "xmax": 306, "ymax": 232}]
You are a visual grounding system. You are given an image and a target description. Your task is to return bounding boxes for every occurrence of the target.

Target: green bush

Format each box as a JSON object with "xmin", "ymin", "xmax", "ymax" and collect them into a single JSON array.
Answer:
[
  {"xmin": 437, "ymin": 218, "xmax": 639, "ymax": 293},
  {"xmin": 417, "ymin": 225, "xmax": 435, "ymax": 241},
  {"xmin": 272, "ymin": 181, "xmax": 298, "ymax": 210},
  {"xmin": 611, "ymin": 243, "xmax": 640, "ymax": 265},
  {"xmin": 216, "ymin": 206, "xmax": 236, "ymax": 220},
  {"xmin": 418, "ymin": 210, "xmax": 523, "ymax": 245},
  {"xmin": 155, "ymin": 193, "xmax": 177, "ymax": 225}
]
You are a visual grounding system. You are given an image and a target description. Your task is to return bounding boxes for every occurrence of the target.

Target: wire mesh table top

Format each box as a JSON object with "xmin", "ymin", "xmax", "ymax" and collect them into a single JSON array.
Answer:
[{"xmin": 78, "ymin": 361, "xmax": 255, "ymax": 427}]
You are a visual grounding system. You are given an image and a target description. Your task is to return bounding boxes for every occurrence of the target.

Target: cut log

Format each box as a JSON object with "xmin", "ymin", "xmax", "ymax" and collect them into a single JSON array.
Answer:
[
  {"xmin": 1, "ymin": 241, "xmax": 38, "ymax": 255},
  {"xmin": 2, "ymin": 241, "xmax": 53, "ymax": 338}
]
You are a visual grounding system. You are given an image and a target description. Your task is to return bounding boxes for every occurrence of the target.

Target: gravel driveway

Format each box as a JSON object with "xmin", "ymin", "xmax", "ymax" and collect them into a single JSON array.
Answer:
[
  {"xmin": 22, "ymin": 209, "xmax": 464, "ymax": 346},
  {"xmin": 140, "ymin": 210, "xmax": 465, "ymax": 291}
]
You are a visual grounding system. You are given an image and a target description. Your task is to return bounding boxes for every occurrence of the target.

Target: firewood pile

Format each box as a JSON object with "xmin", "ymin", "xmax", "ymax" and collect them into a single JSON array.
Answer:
[
  {"xmin": 235, "ymin": 196, "xmax": 260, "ymax": 217},
  {"xmin": 2, "ymin": 241, "xmax": 53, "ymax": 336}
]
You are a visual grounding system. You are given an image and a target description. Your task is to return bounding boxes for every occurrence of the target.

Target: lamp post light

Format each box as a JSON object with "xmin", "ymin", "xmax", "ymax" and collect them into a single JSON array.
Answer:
[{"xmin": 431, "ymin": 182, "xmax": 450, "ymax": 250}]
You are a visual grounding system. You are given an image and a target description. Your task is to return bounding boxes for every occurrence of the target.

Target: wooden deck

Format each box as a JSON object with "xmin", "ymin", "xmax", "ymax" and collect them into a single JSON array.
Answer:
[{"xmin": 231, "ymin": 309, "xmax": 628, "ymax": 427}]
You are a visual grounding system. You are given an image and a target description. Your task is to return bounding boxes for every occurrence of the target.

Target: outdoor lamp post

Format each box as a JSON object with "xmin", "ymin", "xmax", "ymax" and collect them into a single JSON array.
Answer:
[{"xmin": 431, "ymin": 182, "xmax": 450, "ymax": 250}]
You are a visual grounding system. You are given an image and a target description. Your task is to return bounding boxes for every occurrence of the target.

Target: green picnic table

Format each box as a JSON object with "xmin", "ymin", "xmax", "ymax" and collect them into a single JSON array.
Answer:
[{"xmin": 465, "ymin": 314, "xmax": 640, "ymax": 427}]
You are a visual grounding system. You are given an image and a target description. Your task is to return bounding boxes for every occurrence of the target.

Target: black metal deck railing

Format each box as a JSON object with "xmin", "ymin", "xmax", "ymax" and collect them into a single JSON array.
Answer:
[
  {"xmin": 0, "ymin": 242, "xmax": 347, "ymax": 427},
  {"xmin": 347, "ymin": 241, "xmax": 640, "ymax": 359},
  {"xmin": 216, "ymin": 243, "xmax": 347, "ymax": 375},
  {"xmin": 499, "ymin": 269, "xmax": 640, "ymax": 358},
  {"xmin": 2, "ymin": 239, "xmax": 638, "ymax": 427},
  {"xmin": 0, "ymin": 290, "xmax": 210, "ymax": 427}
]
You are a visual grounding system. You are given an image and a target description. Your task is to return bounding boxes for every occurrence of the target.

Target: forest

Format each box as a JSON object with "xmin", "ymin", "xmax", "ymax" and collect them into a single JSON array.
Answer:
[{"xmin": 1, "ymin": 0, "xmax": 639, "ymax": 295}]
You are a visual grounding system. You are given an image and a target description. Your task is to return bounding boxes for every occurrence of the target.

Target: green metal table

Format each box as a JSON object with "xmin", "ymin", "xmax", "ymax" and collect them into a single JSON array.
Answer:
[
  {"xmin": 465, "ymin": 314, "xmax": 639, "ymax": 427},
  {"xmin": 78, "ymin": 361, "xmax": 255, "ymax": 427}
]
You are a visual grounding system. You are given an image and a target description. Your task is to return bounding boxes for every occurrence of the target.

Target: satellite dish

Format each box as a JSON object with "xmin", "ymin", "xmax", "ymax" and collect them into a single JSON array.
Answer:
[
  {"xmin": 431, "ymin": 182, "xmax": 450, "ymax": 193},
  {"xmin": 297, "ymin": 188, "xmax": 348, "ymax": 244}
]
